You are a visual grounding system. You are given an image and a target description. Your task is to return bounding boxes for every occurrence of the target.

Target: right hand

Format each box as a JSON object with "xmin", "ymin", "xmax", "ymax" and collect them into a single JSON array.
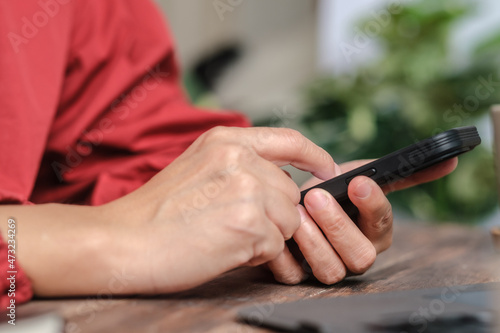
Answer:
[{"xmin": 106, "ymin": 126, "xmax": 338, "ymax": 294}]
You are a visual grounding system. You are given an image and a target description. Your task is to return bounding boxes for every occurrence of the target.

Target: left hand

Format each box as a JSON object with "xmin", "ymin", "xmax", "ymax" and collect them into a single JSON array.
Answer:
[{"xmin": 266, "ymin": 158, "xmax": 458, "ymax": 285}]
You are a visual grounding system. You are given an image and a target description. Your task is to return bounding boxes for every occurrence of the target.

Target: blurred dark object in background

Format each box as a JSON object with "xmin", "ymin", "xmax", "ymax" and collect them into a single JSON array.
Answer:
[
  {"xmin": 161, "ymin": 0, "xmax": 318, "ymax": 122},
  {"xmin": 194, "ymin": 44, "xmax": 242, "ymax": 92},
  {"xmin": 184, "ymin": 44, "xmax": 242, "ymax": 104}
]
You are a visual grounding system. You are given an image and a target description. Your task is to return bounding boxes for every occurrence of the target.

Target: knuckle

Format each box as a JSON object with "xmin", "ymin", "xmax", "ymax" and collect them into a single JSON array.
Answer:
[
  {"xmin": 233, "ymin": 205, "xmax": 262, "ymax": 231},
  {"xmin": 232, "ymin": 216, "xmax": 284, "ymax": 265},
  {"xmin": 233, "ymin": 172, "xmax": 263, "ymax": 196},
  {"xmin": 282, "ymin": 175, "xmax": 300, "ymax": 205},
  {"xmin": 232, "ymin": 236, "xmax": 268, "ymax": 268},
  {"xmin": 254, "ymin": 237, "xmax": 284, "ymax": 263},
  {"xmin": 215, "ymin": 142, "xmax": 251, "ymax": 163},
  {"xmin": 282, "ymin": 128, "xmax": 308, "ymax": 149},
  {"xmin": 317, "ymin": 146, "xmax": 335, "ymax": 167},
  {"xmin": 282, "ymin": 207, "xmax": 301, "ymax": 241},
  {"xmin": 233, "ymin": 248, "xmax": 255, "ymax": 267},
  {"xmin": 322, "ymin": 213, "xmax": 349, "ymax": 238},
  {"xmin": 200, "ymin": 126, "xmax": 230, "ymax": 144},
  {"xmin": 282, "ymin": 128, "xmax": 302, "ymax": 141},
  {"xmin": 220, "ymin": 144, "xmax": 256, "ymax": 172},
  {"xmin": 373, "ymin": 204, "xmax": 393, "ymax": 234},
  {"xmin": 349, "ymin": 245, "xmax": 377, "ymax": 274},
  {"xmin": 291, "ymin": 209, "xmax": 301, "ymax": 234},
  {"xmin": 290, "ymin": 185, "xmax": 301, "ymax": 206}
]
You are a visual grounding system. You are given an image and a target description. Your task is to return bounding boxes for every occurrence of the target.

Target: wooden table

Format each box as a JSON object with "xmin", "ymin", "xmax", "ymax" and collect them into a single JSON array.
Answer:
[{"xmin": 17, "ymin": 222, "xmax": 500, "ymax": 332}]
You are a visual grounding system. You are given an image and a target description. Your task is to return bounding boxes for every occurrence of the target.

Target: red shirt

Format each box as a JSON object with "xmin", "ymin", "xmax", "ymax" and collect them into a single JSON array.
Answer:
[{"xmin": 0, "ymin": 0, "xmax": 249, "ymax": 305}]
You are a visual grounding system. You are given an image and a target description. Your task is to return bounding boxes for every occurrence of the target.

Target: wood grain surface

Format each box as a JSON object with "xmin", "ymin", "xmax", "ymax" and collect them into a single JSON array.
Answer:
[{"xmin": 16, "ymin": 222, "xmax": 500, "ymax": 332}]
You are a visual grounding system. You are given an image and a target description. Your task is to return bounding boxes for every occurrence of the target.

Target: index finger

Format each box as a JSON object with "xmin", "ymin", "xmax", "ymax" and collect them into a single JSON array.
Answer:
[
  {"xmin": 200, "ymin": 127, "xmax": 338, "ymax": 181},
  {"xmin": 248, "ymin": 127, "xmax": 338, "ymax": 180}
]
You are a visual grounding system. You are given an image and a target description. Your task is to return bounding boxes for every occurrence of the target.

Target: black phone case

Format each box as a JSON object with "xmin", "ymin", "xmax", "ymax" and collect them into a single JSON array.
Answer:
[{"xmin": 300, "ymin": 126, "xmax": 481, "ymax": 219}]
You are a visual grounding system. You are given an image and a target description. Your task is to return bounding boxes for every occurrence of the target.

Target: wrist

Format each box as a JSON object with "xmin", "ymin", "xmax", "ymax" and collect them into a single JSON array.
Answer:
[{"xmin": 97, "ymin": 197, "xmax": 158, "ymax": 294}]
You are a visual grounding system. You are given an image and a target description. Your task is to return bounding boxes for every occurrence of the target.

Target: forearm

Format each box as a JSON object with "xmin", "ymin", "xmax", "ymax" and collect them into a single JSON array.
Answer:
[{"xmin": 0, "ymin": 203, "xmax": 135, "ymax": 297}]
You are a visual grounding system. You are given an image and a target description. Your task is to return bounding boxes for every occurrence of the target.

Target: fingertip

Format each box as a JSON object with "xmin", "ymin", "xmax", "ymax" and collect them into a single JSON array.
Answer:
[
  {"xmin": 354, "ymin": 179, "xmax": 372, "ymax": 200},
  {"xmin": 304, "ymin": 188, "xmax": 330, "ymax": 211},
  {"xmin": 348, "ymin": 176, "xmax": 378, "ymax": 201},
  {"xmin": 348, "ymin": 249, "xmax": 377, "ymax": 275},
  {"xmin": 428, "ymin": 157, "xmax": 458, "ymax": 177},
  {"xmin": 267, "ymin": 247, "xmax": 307, "ymax": 285},
  {"xmin": 421, "ymin": 157, "xmax": 459, "ymax": 186},
  {"xmin": 444, "ymin": 157, "xmax": 459, "ymax": 173},
  {"xmin": 348, "ymin": 177, "xmax": 391, "ymax": 231}
]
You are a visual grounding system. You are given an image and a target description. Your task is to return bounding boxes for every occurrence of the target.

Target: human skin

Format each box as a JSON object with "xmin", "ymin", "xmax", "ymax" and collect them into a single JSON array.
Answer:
[{"xmin": 0, "ymin": 127, "xmax": 457, "ymax": 296}]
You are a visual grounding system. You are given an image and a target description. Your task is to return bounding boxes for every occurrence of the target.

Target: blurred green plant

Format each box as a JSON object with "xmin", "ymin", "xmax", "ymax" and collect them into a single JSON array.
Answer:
[{"xmin": 302, "ymin": 0, "xmax": 500, "ymax": 223}]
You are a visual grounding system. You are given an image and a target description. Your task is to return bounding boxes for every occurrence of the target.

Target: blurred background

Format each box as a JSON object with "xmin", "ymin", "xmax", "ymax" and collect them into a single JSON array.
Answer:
[{"xmin": 157, "ymin": 0, "xmax": 500, "ymax": 225}]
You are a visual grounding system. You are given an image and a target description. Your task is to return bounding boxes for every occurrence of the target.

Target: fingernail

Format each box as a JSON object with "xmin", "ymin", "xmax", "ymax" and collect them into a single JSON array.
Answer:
[
  {"xmin": 334, "ymin": 163, "xmax": 342, "ymax": 175},
  {"xmin": 307, "ymin": 189, "xmax": 329, "ymax": 210},
  {"xmin": 355, "ymin": 181, "xmax": 372, "ymax": 199}
]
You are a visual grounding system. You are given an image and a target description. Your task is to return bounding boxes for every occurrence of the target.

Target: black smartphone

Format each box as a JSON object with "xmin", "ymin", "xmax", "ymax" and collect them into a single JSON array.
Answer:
[{"xmin": 300, "ymin": 126, "xmax": 481, "ymax": 220}]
